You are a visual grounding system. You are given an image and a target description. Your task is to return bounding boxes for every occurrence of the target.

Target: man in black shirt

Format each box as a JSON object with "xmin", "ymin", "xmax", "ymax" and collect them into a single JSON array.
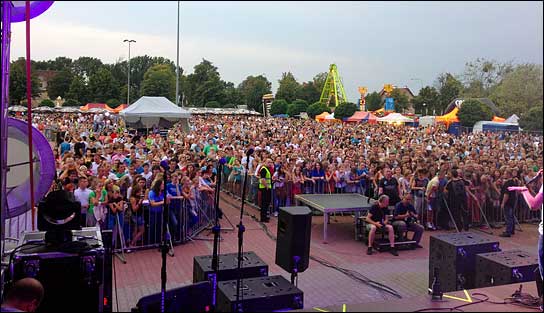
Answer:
[
  {"xmin": 366, "ymin": 195, "xmax": 398, "ymax": 256},
  {"xmin": 378, "ymin": 168, "xmax": 401, "ymax": 206},
  {"xmin": 393, "ymin": 193, "xmax": 424, "ymax": 247},
  {"xmin": 500, "ymin": 168, "xmax": 518, "ymax": 237},
  {"xmin": 445, "ymin": 168, "xmax": 470, "ymax": 231}
]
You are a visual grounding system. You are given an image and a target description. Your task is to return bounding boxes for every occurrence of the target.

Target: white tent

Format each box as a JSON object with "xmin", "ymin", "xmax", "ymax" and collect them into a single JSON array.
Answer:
[
  {"xmin": 419, "ymin": 115, "xmax": 436, "ymax": 127},
  {"xmin": 505, "ymin": 114, "xmax": 519, "ymax": 125},
  {"xmin": 377, "ymin": 113, "xmax": 413, "ymax": 123},
  {"xmin": 324, "ymin": 113, "xmax": 336, "ymax": 120},
  {"xmin": 119, "ymin": 96, "xmax": 191, "ymax": 130}
]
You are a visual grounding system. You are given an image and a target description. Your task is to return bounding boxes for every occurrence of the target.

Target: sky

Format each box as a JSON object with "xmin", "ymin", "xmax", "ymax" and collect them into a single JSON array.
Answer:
[{"xmin": 9, "ymin": 1, "xmax": 544, "ymax": 102}]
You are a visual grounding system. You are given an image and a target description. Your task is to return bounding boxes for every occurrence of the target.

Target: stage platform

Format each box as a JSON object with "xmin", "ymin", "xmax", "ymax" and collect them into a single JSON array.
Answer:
[
  {"xmin": 294, "ymin": 282, "xmax": 541, "ymax": 312},
  {"xmin": 294, "ymin": 193, "xmax": 376, "ymax": 243}
]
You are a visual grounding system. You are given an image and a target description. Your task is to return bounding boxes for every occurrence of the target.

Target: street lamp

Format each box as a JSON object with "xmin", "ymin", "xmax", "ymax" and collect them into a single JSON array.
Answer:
[
  {"xmin": 423, "ymin": 103, "xmax": 427, "ymax": 116},
  {"xmin": 123, "ymin": 39, "xmax": 136, "ymax": 106}
]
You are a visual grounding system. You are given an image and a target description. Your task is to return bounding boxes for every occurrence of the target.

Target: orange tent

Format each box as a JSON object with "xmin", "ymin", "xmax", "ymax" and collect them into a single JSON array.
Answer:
[
  {"xmin": 492, "ymin": 116, "xmax": 506, "ymax": 122},
  {"xmin": 435, "ymin": 107, "xmax": 459, "ymax": 127},
  {"xmin": 109, "ymin": 104, "xmax": 128, "ymax": 113},
  {"xmin": 345, "ymin": 111, "xmax": 368, "ymax": 122},
  {"xmin": 80, "ymin": 103, "xmax": 109, "ymax": 111},
  {"xmin": 315, "ymin": 111, "xmax": 330, "ymax": 122}
]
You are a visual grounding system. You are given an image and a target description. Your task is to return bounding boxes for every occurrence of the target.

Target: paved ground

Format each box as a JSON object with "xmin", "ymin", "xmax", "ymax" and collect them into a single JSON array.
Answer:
[{"xmin": 113, "ymin": 193, "xmax": 541, "ymax": 312}]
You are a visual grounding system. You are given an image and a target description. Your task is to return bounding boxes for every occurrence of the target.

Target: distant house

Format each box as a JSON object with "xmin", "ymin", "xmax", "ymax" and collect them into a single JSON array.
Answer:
[
  {"xmin": 379, "ymin": 86, "xmax": 415, "ymax": 113},
  {"xmin": 34, "ymin": 70, "xmax": 59, "ymax": 104}
]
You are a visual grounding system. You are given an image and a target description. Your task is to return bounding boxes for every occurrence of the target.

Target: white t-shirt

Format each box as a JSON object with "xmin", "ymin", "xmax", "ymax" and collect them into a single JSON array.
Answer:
[{"xmin": 74, "ymin": 187, "xmax": 92, "ymax": 213}]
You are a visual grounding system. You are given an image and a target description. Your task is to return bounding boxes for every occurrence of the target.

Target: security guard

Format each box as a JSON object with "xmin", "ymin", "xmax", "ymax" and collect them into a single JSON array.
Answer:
[{"xmin": 259, "ymin": 158, "xmax": 274, "ymax": 222}]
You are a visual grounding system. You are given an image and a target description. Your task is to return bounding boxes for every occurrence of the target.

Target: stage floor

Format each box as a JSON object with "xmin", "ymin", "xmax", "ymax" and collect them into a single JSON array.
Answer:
[{"xmin": 112, "ymin": 193, "xmax": 542, "ymax": 312}]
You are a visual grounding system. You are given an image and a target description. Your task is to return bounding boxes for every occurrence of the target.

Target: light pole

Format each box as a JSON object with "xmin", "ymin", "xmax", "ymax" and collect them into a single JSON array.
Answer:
[
  {"xmin": 175, "ymin": 1, "xmax": 180, "ymax": 106},
  {"xmin": 423, "ymin": 103, "xmax": 427, "ymax": 116},
  {"xmin": 123, "ymin": 39, "xmax": 136, "ymax": 105},
  {"xmin": 410, "ymin": 78, "xmax": 423, "ymax": 93}
]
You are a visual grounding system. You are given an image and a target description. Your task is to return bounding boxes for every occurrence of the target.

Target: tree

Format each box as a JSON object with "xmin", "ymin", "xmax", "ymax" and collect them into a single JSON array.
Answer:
[
  {"xmin": 72, "ymin": 56, "xmax": 103, "ymax": 78},
  {"xmin": 365, "ymin": 91, "xmax": 382, "ymax": 111},
  {"xmin": 63, "ymin": 99, "xmax": 79, "ymax": 107},
  {"xmin": 88, "ymin": 67, "xmax": 120, "ymax": 103},
  {"xmin": 457, "ymin": 99, "xmax": 493, "ymax": 127},
  {"xmin": 40, "ymin": 99, "xmax": 55, "ymax": 107},
  {"xmin": 65, "ymin": 75, "xmax": 90, "ymax": 105},
  {"xmin": 237, "ymin": 75, "xmax": 272, "ymax": 112},
  {"xmin": 223, "ymin": 81, "xmax": 243, "ymax": 107},
  {"xmin": 184, "ymin": 59, "xmax": 225, "ymax": 107},
  {"xmin": 411, "ymin": 86, "xmax": 439, "ymax": 115},
  {"xmin": 297, "ymin": 81, "xmax": 321, "ymax": 104},
  {"xmin": 286, "ymin": 99, "xmax": 309, "ymax": 117},
  {"xmin": 106, "ymin": 98, "xmax": 121, "ymax": 109},
  {"xmin": 461, "ymin": 58, "xmax": 513, "ymax": 98},
  {"xmin": 140, "ymin": 64, "xmax": 176, "ymax": 101},
  {"xmin": 390, "ymin": 88, "xmax": 410, "ymax": 113},
  {"xmin": 489, "ymin": 64, "xmax": 543, "ymax": 118},
  {"xmin": 312, "ymin": 72, "xmax": 328, "ymax": 95},
  {"xmin": 306, "ymin": 101, "xmax": 331, "ymax": 118},
  {"xmin": 8, "ymin": 58, "xmax": 41, "ymax": 105},
  {"xmin": 436, "ymin": 73, "xmax": 463, "ymax": 114},
  {"xmin": 276, "ymin": 72, "xmax": 301, "ymax": 103},
  {"xmin": 270, "ymin": 99, "xmax": 289, "ymax": 115},
  {"xmin": 205, "ymin": 100, "xmax": 221, "ymax": 108},
  {"xmin": 333, "ymin": 102, "xmax": 358, "ymax": 120},
  {"xmin": 519, "ymin": 105, "xmax": 543, "ymax": 131},
  {"xmin": 47, "ymin": 70, "xmax": 73, "ymax": 99}
]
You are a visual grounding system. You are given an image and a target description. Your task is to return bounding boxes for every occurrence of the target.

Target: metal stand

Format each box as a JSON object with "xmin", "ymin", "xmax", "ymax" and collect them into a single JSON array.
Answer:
[
  {"xmin": 160, "ymin": 170, "xmax": 171, "ymax": 313},
  {"xmin": 235, "ymin": 150, "xmax": 253, "ymax": 312},
  {"xmin": 467, "ymin": 192, "xmax": 493, "ymax": 235},
  {"xmin": 114, "ymin": 213, "xmax": 126, "ymax": 264},
  {"xmin": 211, "ymin": 158, "xmax": 226, "ymax": 310},
  {"xmin": 441, "ymin": 197, "xmax": 460, "ymax": 233}
]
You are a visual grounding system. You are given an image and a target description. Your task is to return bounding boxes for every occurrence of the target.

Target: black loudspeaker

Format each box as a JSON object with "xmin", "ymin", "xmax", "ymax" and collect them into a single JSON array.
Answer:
[
  {"xmin": 102, "ymin": 230, "xmax": 113, "ymax": 312},
  {"xmin": 216, "ymin": 275, "xmax": 303, "ymax": 312},
  {"xmin": 474, "ymin": 249, "xmax": 539, "ymax": 288},
  {"xmin": 11, "ymin": 228, "xmax": 105, "ymax": 312},
  {"xmin": 133, "ymin": 281, "xmax": 212, "ymax": 312},
  {"xmin": 275, "ymin": 206, "xmax": 312, "ymax": 274},
  {"xmin": 193, "ymin": 251, "xmax": 268, "ymax": 283},
  {"xmin": 429, "ymin": 232, "xmax": 500, "ymax": 292}
]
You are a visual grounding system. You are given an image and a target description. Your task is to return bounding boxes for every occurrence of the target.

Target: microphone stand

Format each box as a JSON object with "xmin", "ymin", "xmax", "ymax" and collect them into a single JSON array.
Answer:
[
  {"xmin": 160, "ymin": 167, "xmax": 171, "ymax": 313},
  {"xmin": 235, "ymin": 150, "xmax": 253, "ymax": 312},
  {"xmin": 211, "ymin": 158, "xmax": 226, "ymax": 309}
]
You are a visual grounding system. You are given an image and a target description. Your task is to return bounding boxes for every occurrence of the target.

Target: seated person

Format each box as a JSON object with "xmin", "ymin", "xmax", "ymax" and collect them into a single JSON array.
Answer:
[
  {"xmin": 366, "ymin": 194, "xmax": 398, "ymax": 256},
  {"xmin": 1, "ymin": 278, "xmax": 44, "ymax": 312},
  {"xmin": 393, "ymin": 193, "xmax": 424, "ymax": 248}
]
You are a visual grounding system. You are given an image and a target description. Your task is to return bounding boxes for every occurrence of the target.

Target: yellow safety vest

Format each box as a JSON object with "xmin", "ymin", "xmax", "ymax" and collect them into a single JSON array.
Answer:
[{"xmin": 259, "ymin": 166, "xmax": 272, "ymax": 189}]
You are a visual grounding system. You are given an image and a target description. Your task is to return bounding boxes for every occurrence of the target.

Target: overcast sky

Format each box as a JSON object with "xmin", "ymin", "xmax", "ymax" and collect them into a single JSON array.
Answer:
[{"xmin": 9, "ymin": 1, "xmax": 543, "ymax": 102}]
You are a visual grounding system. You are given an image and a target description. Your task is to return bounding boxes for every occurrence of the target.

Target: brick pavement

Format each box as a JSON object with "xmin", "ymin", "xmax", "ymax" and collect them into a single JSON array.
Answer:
[{"xmin": 113, "ymin": 194, "xmax": 541, "ymax": 312}]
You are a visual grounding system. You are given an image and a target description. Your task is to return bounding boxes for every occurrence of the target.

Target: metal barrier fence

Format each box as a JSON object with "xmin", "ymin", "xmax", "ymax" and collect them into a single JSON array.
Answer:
[{"xmin": 92, "ymin": 190, "xmax": 216, "ymax": 254}]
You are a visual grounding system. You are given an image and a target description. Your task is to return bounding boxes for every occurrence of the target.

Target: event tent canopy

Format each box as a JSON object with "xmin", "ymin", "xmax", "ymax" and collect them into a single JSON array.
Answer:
[
  {"xmin": 315, "ymin": 111, "xmax": 330, "ymax": 122},
  {"xmin": 345, "ymin": 111, "xmax": 378, "ymax": 124},
  {"xmin": 376, "ymin": 112, "xmax": 413, "ymax": 123},
  {"xmin": 505, "ymin": 114, "xmax": 519, "ymax": 124},
  {"xmin": 119, "ymin": 96, "xmax": 191, "ymax": 129}
]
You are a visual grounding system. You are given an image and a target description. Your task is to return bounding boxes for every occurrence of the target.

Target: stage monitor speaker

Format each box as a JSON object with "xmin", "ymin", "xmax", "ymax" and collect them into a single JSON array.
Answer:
[
  {"xmin": 474, "ymin": 249, "xmax": 539, "ymax": 288},
  {"xmin": 133, "ymin": 281, "xmax": 212, "ymax": 312},
  {"xmin": 216, "ymin": 275, "xmax": 303, "ymax": 312},
  {"xmin": 10, "ymin": 228, "xmax": 105, "ymax": 312},
  {"xmin": 429, "ymin": 232, "xmax": 500, "ymax": 292},
  {"xmin": 193, "ymin": 251, "xmax": 268, "ymax": 283},
  {"xmin": 275, "ymin": 206, "xmax": 312, "ymax": 274}
]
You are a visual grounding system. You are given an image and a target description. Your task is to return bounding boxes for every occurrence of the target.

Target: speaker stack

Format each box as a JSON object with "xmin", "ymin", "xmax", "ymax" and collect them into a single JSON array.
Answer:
[
  {"xmin": 475, "ymin": 249, "xmax": 539, "ymax": 288},
  {"xmin": 429, "ymin": 232, "xmax": 500, "ymax": 292}
]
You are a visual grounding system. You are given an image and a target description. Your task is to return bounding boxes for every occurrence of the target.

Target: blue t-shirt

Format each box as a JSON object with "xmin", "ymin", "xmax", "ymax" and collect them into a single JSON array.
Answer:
[
  {"xmin": 60, "ymin": 142, "xmax": 71, "ymax": 156},
  {"xmin": 357, "ymin": 168, "xmax": 368, "ymax": 188},
  {"xmin": 166, "ymin": 183, "xmax": 182, "ymax": 209},
  {"xmin": 148, "ymin": 190, "xmax": 164, "ymax": 213},
  {"xmin": 135, "ymin": 166, "xmax": 144, "ymax": 174}
]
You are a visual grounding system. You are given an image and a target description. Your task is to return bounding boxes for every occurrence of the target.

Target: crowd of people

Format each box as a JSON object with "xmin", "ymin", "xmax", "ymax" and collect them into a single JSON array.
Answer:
[{"xmin": 9, "ymin": 111, "xmax": 544, "ymax": 250}]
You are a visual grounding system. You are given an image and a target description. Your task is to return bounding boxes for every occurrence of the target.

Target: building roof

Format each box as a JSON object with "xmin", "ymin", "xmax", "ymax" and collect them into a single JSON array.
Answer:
[{"xmin": 379, "ymin": 86, "xmax": 415, "ymax": 98}]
